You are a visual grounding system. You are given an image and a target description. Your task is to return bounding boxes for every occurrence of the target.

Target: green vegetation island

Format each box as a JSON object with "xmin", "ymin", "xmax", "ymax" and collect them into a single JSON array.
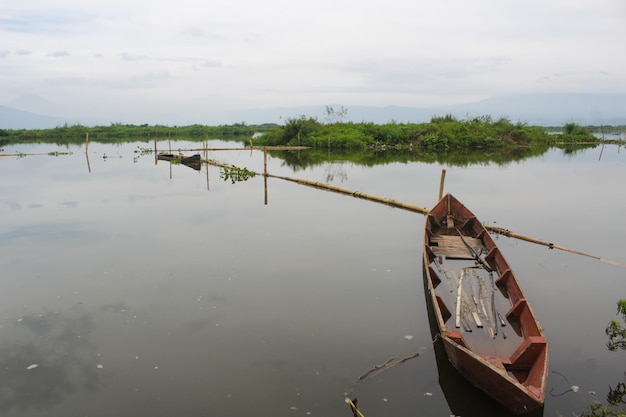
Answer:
[{"xmin": 1, "ymin": 110, "xmax": 624, "ymax": 151}]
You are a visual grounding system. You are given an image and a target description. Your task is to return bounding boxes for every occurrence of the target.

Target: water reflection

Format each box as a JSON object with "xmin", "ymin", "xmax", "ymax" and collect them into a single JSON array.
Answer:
[
  {"xmin": 269, "ymin": 145, "xmax": 562, "ymax": 172},
  {"xmin": 0, "ymin": 310, "xmax": 101, "ymax": 413},
  {"xmin": 1, "ymin": 140, "xmax": 625, "ymax": 417}
]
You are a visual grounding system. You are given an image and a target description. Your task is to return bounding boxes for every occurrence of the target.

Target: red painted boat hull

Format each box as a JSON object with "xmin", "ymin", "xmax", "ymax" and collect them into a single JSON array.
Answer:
[{"xmin": 423, "ymin": 193, "xmax": 548, "ymax": 414}]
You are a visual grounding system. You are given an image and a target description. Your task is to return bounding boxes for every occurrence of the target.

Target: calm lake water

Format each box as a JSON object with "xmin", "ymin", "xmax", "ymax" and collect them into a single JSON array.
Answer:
[{"xmin": 1, "ymin": 140, "xmax": 625, "ymax": 417}]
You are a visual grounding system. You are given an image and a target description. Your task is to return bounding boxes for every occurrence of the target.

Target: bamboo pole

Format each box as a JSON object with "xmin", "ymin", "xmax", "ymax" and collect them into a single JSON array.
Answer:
[
  {"xmin": 85, "ymin": 132, "xmax": 91, "ymax": 173},
  {"xmin": 199, "ymin": 157, "xmax": 626, "ymax": 269},
  {"xmin": 0, "ymin": 153, "xmax": 54, "ymax": 157},
  {"xmin": 185, "ymin": 146, "xmax": 310, "ymax": 151},
  {"xmin": 264, "ymin": 147, "xmax": 268, "ymax": 205},
  {"xmin": 205, "ymin": 135, "xmax": 210, "ymax": 191},
  {"xmin": 486, "ymin": 226, "xmax": 626, "ymax": 268},
  {"xmin": 598, "ymin": 125, "xmax": 606, "ymax": 161},
  {"xmin": 269, "ymin": 173, "xmax": 431, "ymax": 214},
  {"xmin": 438, "ymin": 169, "xmax": 446, "ymax": 200},
  {"xmin": 201, "ymin": 157, "xmax": 430, "ymax": 214}
]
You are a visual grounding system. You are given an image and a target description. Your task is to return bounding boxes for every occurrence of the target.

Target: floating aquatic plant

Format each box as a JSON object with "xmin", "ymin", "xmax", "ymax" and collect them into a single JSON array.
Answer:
[{"xmin": 220, "ymin": 165, "xmax": 256, "ymax": 184}]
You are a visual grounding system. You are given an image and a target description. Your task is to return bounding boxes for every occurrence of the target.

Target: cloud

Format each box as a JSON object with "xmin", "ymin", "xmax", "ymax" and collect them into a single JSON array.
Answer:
[
  {"xmin": 201, "ymin": 60, "xmax": 221, "ymax": 68},
  {"xmin": 1, "ymin": 0, "xmax": 624, "ymax": 123},
  {"xmin": 338, "ymin": 55, "xmax": 512, "ymax": 96},
  {"xmin": 120, "ymin": 53, "xmax": 151, "ymax": 62},
  {"xmin": 47, "ymin": 50, "xmax": 70, "ymax": 58},
  {"xmin": 183, "ymin": 28, "xmax": 223, "ymax": 42},
  {"xmin": 537, "ymin": 71, "xmax": 610, "ymax": 82},
  {"xmin": 119, "ymin": 52, "xmax": 220, "ymax": 67},
  {"xmin": 42, "ymin": 71, "xmax": 173, "ymax": 90},
  {"xmin": 0, "ymin": 10, "xmax": 94, "ymax": 34}
]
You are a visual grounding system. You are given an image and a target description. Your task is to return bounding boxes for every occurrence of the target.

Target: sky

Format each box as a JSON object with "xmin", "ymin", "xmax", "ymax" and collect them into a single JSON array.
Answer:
[{"xmin": 1, "ymin": 0, "xmax": 625, "ymax": 124}]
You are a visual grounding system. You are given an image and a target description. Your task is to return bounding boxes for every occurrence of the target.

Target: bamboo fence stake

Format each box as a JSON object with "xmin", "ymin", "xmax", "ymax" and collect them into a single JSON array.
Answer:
[
  {"xmin": 439, "ymin": 169, "xmax": 446, "ymax": 200},
  {"xmin": 85, "ymin": 132, "xmax": 91, "ymax": 172},
  {"xmin": 264, "ymin": 147, "xmax": 268, "ymax": 205},
  {"xmin": 205, "ymin": 135, "xmax": 210, "ymax": 191}
]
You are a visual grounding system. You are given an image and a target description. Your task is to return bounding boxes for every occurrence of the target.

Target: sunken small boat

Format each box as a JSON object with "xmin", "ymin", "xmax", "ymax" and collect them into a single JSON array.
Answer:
[
  {"xmin": 157, "ymin": 153, "xmax": 202, "ymax": 170},
  {"xmin": 423, "ymin": 193, "xmax": 548, "ymax": 414}
]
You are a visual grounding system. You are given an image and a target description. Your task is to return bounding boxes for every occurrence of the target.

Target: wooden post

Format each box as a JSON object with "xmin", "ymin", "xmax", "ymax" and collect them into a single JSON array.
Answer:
[
  {"xmin": 85, "ymin": 132, "xmax": 91, "ymax": 172},
  {"xmin": 438, "ymin": 169, "xmax": 447, "ymax": 200},
  {"xmin": 264, "ymin": 147, "xmax": 268, "ymax": 205},
  {"xmin": 205, "ymin": 135, "xmax": 210, "ymax": 191},
  {"xmin": 154, "ymin": 137, "xmax": 158, "ymax": 165},
  {"xmin": 599, "ymin": 125, "xmax": 606, "ymax": 161}
]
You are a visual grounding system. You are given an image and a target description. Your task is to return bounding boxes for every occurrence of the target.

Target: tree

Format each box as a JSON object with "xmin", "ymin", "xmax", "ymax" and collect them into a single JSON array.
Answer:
[
  {"xmin": 283, "ymin": 116, "xmax": 321, "ymax": 145},
  {"xmin": 324, "ymin": 106, "xmax": 348, "ymax": 124}
]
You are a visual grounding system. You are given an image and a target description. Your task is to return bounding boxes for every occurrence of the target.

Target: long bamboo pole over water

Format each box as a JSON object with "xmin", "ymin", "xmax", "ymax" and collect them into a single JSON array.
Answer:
[
  {"xmin": 486, "ymin": 226, "xmax": 626, "ymax": 268},
  {"xmin": 199, "ymin": 157, "xmax": 625, "ymax": 269},
  {"xmin": 268, "ymin": 172, "xmax": 431, "ymax": 214},
  {"xmin": 202, "ymin": 158, "xmax": 429, "ymax": 214}
]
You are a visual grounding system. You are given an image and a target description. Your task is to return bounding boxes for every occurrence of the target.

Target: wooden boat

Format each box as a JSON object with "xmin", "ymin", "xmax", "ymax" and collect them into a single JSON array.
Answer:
[
  {"xmin": 423, "ymin": 193, "xmax": 548, "ymax": 414},
  {"xmin": 157, "ymin": 153, "xmax": 202, "ymax": 170}
]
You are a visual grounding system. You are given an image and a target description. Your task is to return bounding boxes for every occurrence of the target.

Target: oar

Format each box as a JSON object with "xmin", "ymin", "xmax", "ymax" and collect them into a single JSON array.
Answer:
[{"xmin": 486, "ymin": 226, "xmax": 626, "ymax": 268}]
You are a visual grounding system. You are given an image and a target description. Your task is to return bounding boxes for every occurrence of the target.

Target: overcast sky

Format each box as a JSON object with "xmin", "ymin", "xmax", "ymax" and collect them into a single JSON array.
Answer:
[{"xmin": 1, "ymin": 0, "xmax": 625, "ymax": 124}]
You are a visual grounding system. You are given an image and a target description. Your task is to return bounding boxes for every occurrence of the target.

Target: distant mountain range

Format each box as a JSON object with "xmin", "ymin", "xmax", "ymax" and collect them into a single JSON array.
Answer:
[
  {"xmin": 1, "ymin": 93, "xmax": 625, "ymax": 129},
  {"xmin": 0, "ymin": 105, "xmax": 71, "ymax": 129}
]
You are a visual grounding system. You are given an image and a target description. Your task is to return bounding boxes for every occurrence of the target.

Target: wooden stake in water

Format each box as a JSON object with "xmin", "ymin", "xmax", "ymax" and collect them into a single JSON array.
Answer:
[
  {"xmin": 205, "ymin": 135, "xmax": 210, "ymax": 190},
  {"xmin": 85, "ymin": 133, "xmax": 91, "ymax": 173},
  {"xmin": 264, "ymin": 147, "xmax": 268, "ymax": 205},
  {"xmin": 439, "ymin": 169, "xmax": 447, "ymax": 200}
]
